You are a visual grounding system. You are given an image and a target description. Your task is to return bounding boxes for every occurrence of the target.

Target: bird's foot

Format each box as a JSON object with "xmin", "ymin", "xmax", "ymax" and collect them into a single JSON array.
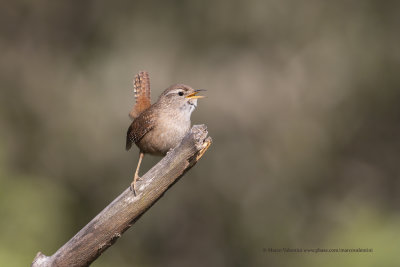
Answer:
[
  {"xmin": 130, "ymin": 174, "xmax": 142, "ymax": 196},
  {"xmin": 130, "ymin": 181, "xmax": 137, "ymax": 196}
]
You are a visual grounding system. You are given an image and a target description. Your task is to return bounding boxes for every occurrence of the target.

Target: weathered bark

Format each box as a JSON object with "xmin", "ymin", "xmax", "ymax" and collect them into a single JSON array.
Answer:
[{"xmin": 32, "ymin": 124, "xmax": 212, "ymax": 267}]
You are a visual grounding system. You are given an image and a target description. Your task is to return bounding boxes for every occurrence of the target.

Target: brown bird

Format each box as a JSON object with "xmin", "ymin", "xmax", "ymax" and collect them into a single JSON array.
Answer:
[{"xmin": 126, "ymin": 71, "xmax": 205, "ymax": 194}]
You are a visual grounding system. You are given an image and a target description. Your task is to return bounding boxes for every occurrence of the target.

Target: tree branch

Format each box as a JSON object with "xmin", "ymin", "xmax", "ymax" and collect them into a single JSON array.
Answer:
[{"xmin": 31, "ymin": 124, "xmax": 212, "ymax": 267}]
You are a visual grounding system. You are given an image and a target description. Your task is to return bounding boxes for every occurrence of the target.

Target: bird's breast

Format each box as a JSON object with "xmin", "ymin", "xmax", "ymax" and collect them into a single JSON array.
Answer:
[{"xmin": 138, "ymin": 113, "xmax": 191, "ymax": 156}]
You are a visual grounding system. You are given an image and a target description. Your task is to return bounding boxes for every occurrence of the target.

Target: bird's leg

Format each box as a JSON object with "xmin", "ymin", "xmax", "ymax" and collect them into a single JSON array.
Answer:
[{"xmin": 130, "ymin": 151, "xmax": 144, "ymax": 195}]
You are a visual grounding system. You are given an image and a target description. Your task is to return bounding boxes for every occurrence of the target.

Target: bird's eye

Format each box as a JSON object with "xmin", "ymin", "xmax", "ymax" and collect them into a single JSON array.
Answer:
[{"xmin": 178, "ymin": 91, "xmax": 184, "ymax": 96}]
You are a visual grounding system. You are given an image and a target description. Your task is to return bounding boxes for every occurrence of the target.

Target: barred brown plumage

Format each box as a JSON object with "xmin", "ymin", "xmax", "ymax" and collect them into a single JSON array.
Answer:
[
  {"xmin": 126, "ymin": 109, "xmax": 155, "ymax": 150},
  {"xmin": 129, "ymin": 71, "xmax": 151, "ymax": 120}
]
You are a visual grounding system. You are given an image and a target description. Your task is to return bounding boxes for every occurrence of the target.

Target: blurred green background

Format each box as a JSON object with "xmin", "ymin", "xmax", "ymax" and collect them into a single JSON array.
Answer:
[{"xmin": 1, "ymin": 1, "xmax": 400, "ymax": 266}]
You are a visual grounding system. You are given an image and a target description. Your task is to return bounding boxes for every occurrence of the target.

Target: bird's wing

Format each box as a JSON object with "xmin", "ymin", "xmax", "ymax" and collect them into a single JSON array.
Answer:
[
  {"xmin": 126, "ymin": 110, "xmax": 155, "ymax": 150},
  {"xmin": 129, "ymin": 71, "xmax": 151, "ymax": 120}
]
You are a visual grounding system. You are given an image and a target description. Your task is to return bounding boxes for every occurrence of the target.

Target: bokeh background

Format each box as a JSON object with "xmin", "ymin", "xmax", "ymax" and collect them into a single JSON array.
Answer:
[{"xmin": 1, "ymin": 1, "xmax": 400, "ymax": 266}]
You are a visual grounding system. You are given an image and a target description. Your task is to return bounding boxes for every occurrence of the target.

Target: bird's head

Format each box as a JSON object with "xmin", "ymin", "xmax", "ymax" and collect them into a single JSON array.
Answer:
[{"xmin": 158, "ymin": 84, "xmax": 205, "ymax": 115}]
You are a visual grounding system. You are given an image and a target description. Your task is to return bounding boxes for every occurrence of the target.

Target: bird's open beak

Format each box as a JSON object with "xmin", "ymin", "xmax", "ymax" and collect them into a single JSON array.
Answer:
[{"xmin": 186, "ymin": 89, "xmax": 206, "ymax": 99}]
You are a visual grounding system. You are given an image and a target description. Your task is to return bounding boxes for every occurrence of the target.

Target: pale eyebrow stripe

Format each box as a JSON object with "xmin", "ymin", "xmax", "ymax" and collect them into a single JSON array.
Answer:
[{"xmin": 165, "ymin": 89, "xmax": 182, "ymax": 96}]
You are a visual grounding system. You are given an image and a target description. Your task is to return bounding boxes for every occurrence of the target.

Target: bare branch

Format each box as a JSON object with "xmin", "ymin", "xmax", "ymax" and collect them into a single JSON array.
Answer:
[{"xmin": 31, "ymin": 124, "xmax": 212, "ymax": 267}]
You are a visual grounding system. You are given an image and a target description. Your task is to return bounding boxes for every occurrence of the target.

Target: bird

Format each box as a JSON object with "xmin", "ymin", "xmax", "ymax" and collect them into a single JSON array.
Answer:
[{"xmin": 126, "ymin": 71, "xmax": 205, "ymax": 195}]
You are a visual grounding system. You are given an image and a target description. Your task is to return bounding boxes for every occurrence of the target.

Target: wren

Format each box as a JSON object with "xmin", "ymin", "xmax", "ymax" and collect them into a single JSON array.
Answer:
[{"xmin": 126, "ymin": 71, "xmax": 205, "ymax": 194}]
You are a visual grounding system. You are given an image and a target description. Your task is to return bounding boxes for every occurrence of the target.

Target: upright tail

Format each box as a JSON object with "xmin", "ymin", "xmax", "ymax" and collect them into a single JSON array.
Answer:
[{"xmin": 129, "ymin": 71, "xmax": 151, "ymax": 119}]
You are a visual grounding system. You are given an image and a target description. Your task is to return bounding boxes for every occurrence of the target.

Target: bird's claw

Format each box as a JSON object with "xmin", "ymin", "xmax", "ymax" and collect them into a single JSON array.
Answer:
[{"xmin": 130, "ymin": 182, "xmax": 137, "ymax": 196}]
